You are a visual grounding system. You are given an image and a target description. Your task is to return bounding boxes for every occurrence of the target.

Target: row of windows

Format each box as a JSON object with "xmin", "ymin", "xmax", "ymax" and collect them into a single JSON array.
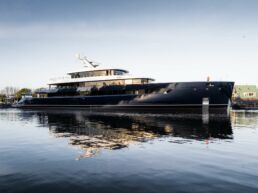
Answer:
[
  {"xmin": 56, "ymin": 79, "xmax": 151, "ymax": 89},
  {"xmin": 71, "ymin": 70, "xmax": 126, "ymax": 79},
  {"xmin": 243, "ymin": 92, "xmax": 256, "ymax": 97},
  {"xmin": 78, "ymin": 79, "xmax": 150, "ymax": 87},
  {"xmin": 233, "ymin": 92, "xmax": 257, "ymax": 98},
  {"xmin": 79, "ymin": 80, "xmax": 125, "ymax": 87}
]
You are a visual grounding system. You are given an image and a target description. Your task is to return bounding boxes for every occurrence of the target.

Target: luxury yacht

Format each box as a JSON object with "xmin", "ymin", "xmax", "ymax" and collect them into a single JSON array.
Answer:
[{"xmin": 17, "ymin": 55, "xmax": 234, "ymax": 111}]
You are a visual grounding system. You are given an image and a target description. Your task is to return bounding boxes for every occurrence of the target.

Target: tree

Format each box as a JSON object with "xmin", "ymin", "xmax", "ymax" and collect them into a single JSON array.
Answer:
[
  {"xmin": 15, "ymin": 88, "xmax": 32, "ymax": 100},
  {"xmin": 1, "ymin": 86, "xmax": 19, "ymax": 97},
  {"xmin": 0, "ymin": 94, "xmax": 6, "ymax": 103}
]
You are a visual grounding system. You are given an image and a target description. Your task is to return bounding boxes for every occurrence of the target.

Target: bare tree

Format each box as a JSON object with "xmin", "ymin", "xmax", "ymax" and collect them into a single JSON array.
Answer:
[{"xmin": 1, "ymin": 87, "xmax": 19, "ymax": 97}]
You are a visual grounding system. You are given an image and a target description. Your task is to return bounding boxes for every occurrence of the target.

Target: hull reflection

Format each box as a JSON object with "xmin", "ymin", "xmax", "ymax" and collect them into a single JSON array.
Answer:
[{"xmin": 33, "ymin": 110, "xmax": 233, "ymax": 159}]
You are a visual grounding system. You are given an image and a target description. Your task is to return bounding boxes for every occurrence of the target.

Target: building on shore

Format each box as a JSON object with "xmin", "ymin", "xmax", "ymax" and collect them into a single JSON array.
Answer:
[
  {"xmin": 232, "ymin": 85, "xmax": 258, "ymax": 100},
  {"xmin": 232, "ymin": 85, "xmax": 258, "ymax": 110}
]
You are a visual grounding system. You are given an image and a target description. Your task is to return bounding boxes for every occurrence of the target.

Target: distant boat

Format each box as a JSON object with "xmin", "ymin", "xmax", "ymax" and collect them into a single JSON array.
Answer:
[{"xmin": 16, "ymin": 55, "xmax": 234, "ymax": 111}]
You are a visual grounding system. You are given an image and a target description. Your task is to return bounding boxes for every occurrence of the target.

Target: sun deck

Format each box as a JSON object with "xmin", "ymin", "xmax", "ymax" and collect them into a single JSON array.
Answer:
[{"xmin": 49, "ymin": 56, "xmax": 154, "ymax": 88}]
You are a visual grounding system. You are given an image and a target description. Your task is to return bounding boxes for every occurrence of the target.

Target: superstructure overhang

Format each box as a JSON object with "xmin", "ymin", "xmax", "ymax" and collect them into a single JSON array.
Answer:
[
  {"xmin": 48, "ymin": 56, "xmax": 155, "ymax": 86},
  {"xmin": 48, "ymin": 75, "xmax": 155, "ymax": 85},
  {"xmin": 68, "ymin": 68, "xmax": 129, "ymax": 75}
]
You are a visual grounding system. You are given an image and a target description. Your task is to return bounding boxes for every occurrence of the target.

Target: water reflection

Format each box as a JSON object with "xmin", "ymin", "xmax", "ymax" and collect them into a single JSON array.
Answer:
[
  {"xmin": 231, "ymin": 110, "xmax": 258, "ymax": 128},
  {"xmin": 1, "ymin": 109, "xmax": 258, "ymax": 193},
  {"xmin": 0, "ymin": 109, "xmax": 234, "ymax": 159},
  {"xmin": 27, "ymin": 110, "xmax": 232, "ymax": 159}
]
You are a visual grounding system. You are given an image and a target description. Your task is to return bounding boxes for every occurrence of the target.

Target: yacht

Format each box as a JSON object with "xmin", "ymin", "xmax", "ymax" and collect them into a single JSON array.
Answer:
[{"xmin": 17, "ymin": 55, "xmax": 234, "ymax": 111}]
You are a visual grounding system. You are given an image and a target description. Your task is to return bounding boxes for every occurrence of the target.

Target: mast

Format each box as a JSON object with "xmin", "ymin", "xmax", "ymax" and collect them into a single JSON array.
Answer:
[{"xmin": 76, "ymin": 54, "xmax": 99, "ymax": 68}]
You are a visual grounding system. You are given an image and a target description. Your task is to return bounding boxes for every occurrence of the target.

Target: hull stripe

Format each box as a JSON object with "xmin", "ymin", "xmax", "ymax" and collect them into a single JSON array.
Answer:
[{"xmin": 17, "ymin": 104, "xmax": 229, "ymax": 107}]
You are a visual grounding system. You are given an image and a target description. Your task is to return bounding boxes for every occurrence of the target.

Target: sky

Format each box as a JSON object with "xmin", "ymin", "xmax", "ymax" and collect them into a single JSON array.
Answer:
[{"xmin": 0, "ymin": 0, "xmax": 258, "ymax": 89}]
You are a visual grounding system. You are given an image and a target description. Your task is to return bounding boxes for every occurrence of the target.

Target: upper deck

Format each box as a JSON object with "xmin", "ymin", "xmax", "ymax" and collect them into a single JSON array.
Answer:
[
  {"xmin": 48, "ymin": 56, "xmax": 154, "ymax": 87},
  {"xmin": 68, "ymin": 68, "xmax": 128, "ymax": 79}
]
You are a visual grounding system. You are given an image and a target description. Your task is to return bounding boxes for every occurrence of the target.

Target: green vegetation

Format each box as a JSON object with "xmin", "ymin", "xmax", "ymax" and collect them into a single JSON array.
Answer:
[
  {"xmin": 0, "ymin": 94, "xmax": 6, "ymax": 103},
  {"xmin": 0, "ymin": 87, "xmax": 35, "ymax": 104},
  {"xmin": 15, "ymin": 88, "xmax": 32, "ymax": 100}
]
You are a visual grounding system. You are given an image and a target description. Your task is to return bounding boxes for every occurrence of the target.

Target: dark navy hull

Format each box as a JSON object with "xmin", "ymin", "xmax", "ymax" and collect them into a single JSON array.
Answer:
[{"xmin": 17, "ymin": 81, "xmax": 234, "ymax": 111}]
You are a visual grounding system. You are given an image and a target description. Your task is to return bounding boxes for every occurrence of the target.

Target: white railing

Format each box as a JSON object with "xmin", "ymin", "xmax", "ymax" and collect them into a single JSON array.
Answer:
[
  {"xmin": 49, "ymin": 76, "xmax": 72, "ymax": 83},
  {"xmin": 48, "ymin": 74, "xmax": 153, "ymax": 84}
]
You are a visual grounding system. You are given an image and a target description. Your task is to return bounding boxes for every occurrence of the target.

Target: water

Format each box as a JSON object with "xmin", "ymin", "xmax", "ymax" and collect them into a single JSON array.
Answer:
[{"xmin": 0, "ymin": 109, "xmax": 258, "ymax": 193}]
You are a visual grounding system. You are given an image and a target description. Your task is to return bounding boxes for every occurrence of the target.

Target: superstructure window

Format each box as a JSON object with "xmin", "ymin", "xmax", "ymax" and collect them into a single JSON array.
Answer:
[
  {"xmin": 70, "ymin": 69, "xmax": 128, "ymax": 78},
  {"xmin": 59, "ymin": 78, "xmax": 152, "ymax": 89},
  {"xmin": 114, "ymin": 70, "xmax": 125, "ymax": 75},
  {"xmin": 132, "ymin": 79, "xmax": 141, "ymax": 84},
  {"xmin": 77, "ymin": 78, "xmax": 150, "ymax": 87},
  {"xmin": 132, "ymin": 79, "xmax": 150, "ymax": 84},
  {"xmin": 71, "ymin": 70, "xmax": 110, "ymax": 78},
  {"xmin": 79, "ymin": 80, "xmax": 126, "ymax": 87}
]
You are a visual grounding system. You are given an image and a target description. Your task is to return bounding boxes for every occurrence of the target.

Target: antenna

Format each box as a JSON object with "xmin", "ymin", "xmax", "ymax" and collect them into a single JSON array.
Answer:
[{"xmin": 75, "ymin": 54, "xmax": 99, "ymax": 68}]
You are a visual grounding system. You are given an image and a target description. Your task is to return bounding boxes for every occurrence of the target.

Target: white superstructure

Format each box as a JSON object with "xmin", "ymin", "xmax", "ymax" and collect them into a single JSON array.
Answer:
[{"xmin": 48, "ymin": 56, "xmax": 154, "ymax": 88}]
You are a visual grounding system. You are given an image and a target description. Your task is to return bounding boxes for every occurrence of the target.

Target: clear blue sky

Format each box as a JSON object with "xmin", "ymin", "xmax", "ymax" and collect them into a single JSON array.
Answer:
[{"xmin": 0, "ymin": 0, "xmax": 258, "ymax": 89}]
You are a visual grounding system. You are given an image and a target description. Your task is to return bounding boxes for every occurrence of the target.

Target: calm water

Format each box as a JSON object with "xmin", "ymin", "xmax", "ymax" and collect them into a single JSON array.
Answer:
[{"xmin": 0, "ymin": 109, "xmax": 258, "ymax": 193}]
